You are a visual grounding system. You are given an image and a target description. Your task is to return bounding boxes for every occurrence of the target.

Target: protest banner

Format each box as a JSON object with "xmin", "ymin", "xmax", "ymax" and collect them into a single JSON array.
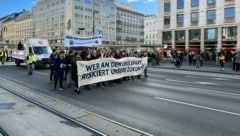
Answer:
[
  {"xmin": 77, "ymin": 57, "xmax": 148, "ymax": 87},
  {"xmin": 64, "ymin": 30, "xmax": 103, "ymax": 47}
]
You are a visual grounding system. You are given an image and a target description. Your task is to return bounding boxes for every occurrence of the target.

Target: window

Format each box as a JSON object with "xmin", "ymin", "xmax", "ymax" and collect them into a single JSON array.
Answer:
[
  {"xmin": 207, "ymin": 0, "xmax": 216, "ymax": 5},
  {"xmin": 164, "ymin": 16, "xmax": 170, "ymax": 25},
  {"xmin": 191, "ymin": 0, "xmax": 199, "ymax": 7},
  {"xmin": 177, "ymin": 0, "xmax": 184, "ymax": 9},
  {"xmin": 163, "ymin": 31, "xmax": 172, "ymax": 42},
  {"xmin": 222, "ymin": 27, "xmax": 237, "ymax": 40},
  {"xmin": 177, "ymin": 14, "xmax": 184, "ymax": 24},
  {"xmin": 189, "ymin": 29, "xmax": 200, "ymax": 41},
  {"xmin": 205, "ymin": 28, "xmax": 217, "ymax": 40},
  {"xmin": 225, "ymin": 7, "xmax": 235, "ymax": 19},
  {"xmin": 207, "ymin": 10, "xmax": 216, "ymax": 23},
  {"xmin": 191, "ymin": 12, "xmax": 199, "ymax": 22},
  {"xmin": 164, "ymin": 2, "xmax": 171, "ymax": 12},
  {"xmin": 175, "ymin": 30, "xmax": 185, "ymax": 41}
]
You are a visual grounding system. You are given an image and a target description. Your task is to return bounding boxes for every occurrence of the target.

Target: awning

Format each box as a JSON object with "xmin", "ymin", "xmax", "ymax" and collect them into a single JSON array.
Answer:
[
  {"xmin": 175, "ymin": 47, "xmax": 185, "ymax": 51},
  {"xmin": 221, "ymin": 47, "xmax": 236, "ymax": 51},
  {"xmin": 188, "ymin": 47, "xmax": 200, "ymax": 51}
]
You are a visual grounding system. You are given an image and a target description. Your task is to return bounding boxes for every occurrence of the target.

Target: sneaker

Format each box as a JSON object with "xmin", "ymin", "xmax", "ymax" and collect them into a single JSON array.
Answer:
[{"xmin": 59, "ymin": 88, "xmax": 64, "ymax": 91}]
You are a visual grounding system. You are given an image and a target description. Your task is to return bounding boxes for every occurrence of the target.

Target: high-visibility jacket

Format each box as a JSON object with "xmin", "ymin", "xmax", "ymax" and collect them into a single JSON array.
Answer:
[
  {"xmin": 0, "ymin": 51, "xmax": 4, "ymax": 57},
  {"xmin": 26, "ymin": 54, "xmax": 34, "ymax": 64},
  {"xmin": 219, "ymin": 55, "xmax": 225, "ymax": 62}
]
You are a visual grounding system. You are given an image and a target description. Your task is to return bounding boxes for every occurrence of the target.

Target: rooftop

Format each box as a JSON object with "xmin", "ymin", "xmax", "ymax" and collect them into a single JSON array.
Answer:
[{"xmin": 114, "ymin": 2, "xmax": 144, "ymax": 15}]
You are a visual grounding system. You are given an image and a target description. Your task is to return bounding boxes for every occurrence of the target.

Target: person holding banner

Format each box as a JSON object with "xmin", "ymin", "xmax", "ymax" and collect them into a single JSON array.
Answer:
[
  {"xmin": 64, "ymin": 50, "xmax": 74, "ymax": 87},
  {"xmin": 71, "ymin": 52, "xmax": 81, "ymax": 94}
]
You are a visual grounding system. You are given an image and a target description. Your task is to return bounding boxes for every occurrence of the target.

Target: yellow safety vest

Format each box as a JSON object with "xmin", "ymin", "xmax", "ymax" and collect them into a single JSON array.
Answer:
[
  {"xmin": 0, "ymin": 51, "xmax": 3, "ymax": 57},
  {"xmin": 26, "ymin": 55, "xmax": 34, "ymax": 64},
  {"xmin": 219, "ymin": 55, "xmax": 225, "ymax": 62}
]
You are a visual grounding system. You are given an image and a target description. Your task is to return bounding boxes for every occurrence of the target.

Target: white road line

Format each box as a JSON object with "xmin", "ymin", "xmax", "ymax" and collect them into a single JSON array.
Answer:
[
  {"xmin": 34, "ymin": 71, "xmax": 49, "ymax": 76},
  {"xmin": 211, "ymin": 78, "xmax": 231, "ymax": 81},
  {"xmin": 166, "ymin": 79, "xmax": 193, "ymax": 83},
  {"xmin": 190, "ymin": 87, "xmax": 240, "ymax": 97},
  {"xmin": 155, "ymin": 97, "xmax": 240, "ymax": 117},
  {"xmin": 185, "ymin": 75, "xmax": 205, "ymax": 79},
  {"xmin": 194, "ymin": 82, "xmax": 220, "ymax": 86}
]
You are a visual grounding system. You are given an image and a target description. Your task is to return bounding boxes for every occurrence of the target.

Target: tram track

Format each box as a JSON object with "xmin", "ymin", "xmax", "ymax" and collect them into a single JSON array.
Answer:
[{"xmin": 0, "ymin": 85, "xmax": 107, "ymax": 136}]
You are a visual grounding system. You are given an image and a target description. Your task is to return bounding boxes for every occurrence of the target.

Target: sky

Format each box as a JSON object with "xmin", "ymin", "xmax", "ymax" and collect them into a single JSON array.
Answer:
[{"xmin": 0, "ymin": 0, "xmax": 157, "ymax": 17}]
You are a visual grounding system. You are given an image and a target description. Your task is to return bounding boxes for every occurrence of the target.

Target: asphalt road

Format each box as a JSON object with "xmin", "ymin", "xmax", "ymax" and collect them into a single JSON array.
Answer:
[{"xmin": 1, "ymin": 63, "xmax": 240, "ymax": 136}]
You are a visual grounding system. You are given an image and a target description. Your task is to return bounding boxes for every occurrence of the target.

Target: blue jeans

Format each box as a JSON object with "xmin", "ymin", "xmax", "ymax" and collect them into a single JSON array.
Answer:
[{"xmin": 27, "ymin": 63, "xmax": 34, "ymax": 75}]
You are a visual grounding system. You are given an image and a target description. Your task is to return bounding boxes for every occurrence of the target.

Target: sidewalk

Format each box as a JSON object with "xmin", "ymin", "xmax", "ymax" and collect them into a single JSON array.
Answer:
[{"xmin": 150, "ymin": 62, "xmax": 240, "ymax": 75}]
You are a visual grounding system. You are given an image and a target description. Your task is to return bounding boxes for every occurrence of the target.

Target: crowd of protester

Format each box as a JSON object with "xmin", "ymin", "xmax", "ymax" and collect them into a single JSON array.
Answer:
[{"xmin": 49, "ymin": 48, "xmax": 149, "ymax": 94}]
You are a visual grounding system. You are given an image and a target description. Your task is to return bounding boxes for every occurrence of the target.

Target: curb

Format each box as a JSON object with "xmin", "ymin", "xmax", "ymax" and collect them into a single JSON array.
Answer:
[{"xmin": 150, "ymin": 66, "xmax": 240, "ymax": 75}]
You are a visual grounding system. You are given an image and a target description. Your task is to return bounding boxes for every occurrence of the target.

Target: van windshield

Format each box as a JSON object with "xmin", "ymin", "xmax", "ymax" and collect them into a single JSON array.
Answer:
[{"xmin": 33, "ymin": 47, "xmax": 50, "ymax": 55}]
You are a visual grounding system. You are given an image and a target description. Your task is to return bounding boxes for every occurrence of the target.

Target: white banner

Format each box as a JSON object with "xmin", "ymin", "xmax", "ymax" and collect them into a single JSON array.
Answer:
[
  {"xmin": 77, "ymin": 57, "xmax": 148, "ymax": 87},
  {"xmin": 64, "ymin": 30, "xmax": 102, "ymax": 47}
]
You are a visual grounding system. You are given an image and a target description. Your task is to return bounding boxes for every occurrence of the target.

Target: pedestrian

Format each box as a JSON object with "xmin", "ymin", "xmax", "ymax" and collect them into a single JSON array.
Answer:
[
  {"xmin": 219, "ymin": 53, "xmax": 225, "ymax": 71},
  {"xmin": 53, "ymin": 51, "xmax": 65, "ymax": 91},
  {"xmin": 235, "ymin": 52, "xmax": 240, "ymax": 72},
  {"xmin": 144, "ymin": 51, "xmax": 149, "ymax": 78},
  {"xmin": 71, "ymin": 52, "xmax": 81, "ymax": 94},
  {"xmin": 49, "ymin": 49, "xmax": 57, "ymax": 82},
  {"xmin": 0, "ymin": 48, "xmax": 5, "ymax": 65},
  {"xmin": 196, "ymin": 53, "xmax": 201, "ymax": 68},
  {"xmin": 26, "ymin": 52, "xmax": 35, "ymax": 75},
  {"xmin": 232, "ymin": 52, "xmax": 237, "ymax": 71}
]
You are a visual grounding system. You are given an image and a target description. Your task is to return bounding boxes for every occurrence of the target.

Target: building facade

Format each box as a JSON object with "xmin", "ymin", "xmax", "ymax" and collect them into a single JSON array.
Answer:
[
  {"xmin": 32, "ymin": 0, "xmax": 116, "ymax": 46},
  {"xmin": 15, "ymin": 10, "xmax": 33, "ymax": 42},
  {"xmin": 158, "ymin": 0, "xmax": 240, "ymax": 59},
  {"xmin": 115, "ymin": 2, "xmax": 144, "ymax": 47},
  {"xmin": 144, "ymin": 15, "xmax": 158, "ymax": 46}
]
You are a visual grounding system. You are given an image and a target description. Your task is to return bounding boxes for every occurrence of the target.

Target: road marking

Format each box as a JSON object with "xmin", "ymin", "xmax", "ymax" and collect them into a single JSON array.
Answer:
[
  {"xmin": 34, "ymin": 71, "xmax": 49, "ymax": 76},
  {"xmin": 166, "ymin": 79, "xmax": 192, "ymax": 83},
  {"xmin": 185, "ymin": 75, "xmax": 205, "ymax": 79},
  {"xmin": 211, "ymin": 78, "xmax": 230, "ymax": 81},
  {"xmin": 194, "ymin": 82, "xmax": 220, "ymax": 86},
  {"xmin": 190, "ymin": 87, "xmax": 240, "ymax": 97},
  {"xmin": 155, "ymin": 97, "xmax": 240, "ymax": 117}
]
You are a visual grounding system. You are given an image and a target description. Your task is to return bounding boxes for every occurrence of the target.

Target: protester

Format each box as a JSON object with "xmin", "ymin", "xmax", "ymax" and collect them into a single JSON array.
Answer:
[
  {"xmin": 64, "ymin": 50, "xmax": 74, "ymax": 87},
  {"xmin": 49, "ymin": 49, "xmax": 57, "ymax": 82},
  {"xmin": 71, "ymin": 52, "xmax": 81, "ymax": 94},
  {"xmin": 53, "ymin": 51, "xmax": 65, "ymax": 90}
]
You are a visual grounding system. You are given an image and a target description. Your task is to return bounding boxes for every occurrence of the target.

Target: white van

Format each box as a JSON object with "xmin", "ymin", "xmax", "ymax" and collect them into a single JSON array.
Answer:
[{"xmin": 12, "ymin": 39, "xmax": 52, "ymax": 67}]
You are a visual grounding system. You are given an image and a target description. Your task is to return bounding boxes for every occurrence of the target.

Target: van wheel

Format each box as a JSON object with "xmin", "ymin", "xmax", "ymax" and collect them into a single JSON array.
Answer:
[{"xmin": 15, "ymin": 60, "xmax": 20, "ymax": 66}]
